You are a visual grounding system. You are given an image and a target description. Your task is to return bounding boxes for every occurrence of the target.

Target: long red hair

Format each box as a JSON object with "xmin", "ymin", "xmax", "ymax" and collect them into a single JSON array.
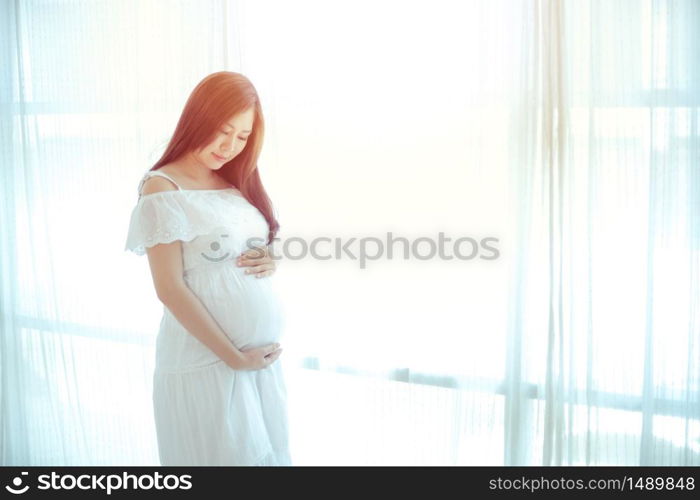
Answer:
[{"xmin": 150, "ymin": 71, "xmax": 279, "ymax": 245}]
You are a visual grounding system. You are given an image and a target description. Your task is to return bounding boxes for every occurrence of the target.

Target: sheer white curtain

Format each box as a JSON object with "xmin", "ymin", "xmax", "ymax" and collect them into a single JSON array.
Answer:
[
  {"xmin": 0, "ymin": 0, "xmax": 235, "ymax": 464},
  {"xmin": 244, "ymin": 0, "xmax": 700, "ymax": 465},
  {"xmin": 506, "ymin": 0, "xmax": 700, "ymax": 466},
  {"xmin": 1, "ymin": 0, "xmax": 698, "ymax": 466}
]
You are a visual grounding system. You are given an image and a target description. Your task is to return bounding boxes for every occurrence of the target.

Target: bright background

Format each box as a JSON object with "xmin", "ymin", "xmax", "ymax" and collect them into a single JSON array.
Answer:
[{"xmin": 1, "ymin": 0, "xmax": 698, "ymax": 465}]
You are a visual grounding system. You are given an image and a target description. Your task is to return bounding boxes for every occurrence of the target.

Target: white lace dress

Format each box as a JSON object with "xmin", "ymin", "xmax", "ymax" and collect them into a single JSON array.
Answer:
[{"xmin": 124, "ymin": 170, "xmax": 291, "ymax": 466}]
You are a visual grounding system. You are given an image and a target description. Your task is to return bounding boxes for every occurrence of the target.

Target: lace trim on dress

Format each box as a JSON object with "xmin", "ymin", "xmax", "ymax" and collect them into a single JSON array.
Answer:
[{"xmin": 124, "ymin": 190, "xmax": 255, "ymax": 256}]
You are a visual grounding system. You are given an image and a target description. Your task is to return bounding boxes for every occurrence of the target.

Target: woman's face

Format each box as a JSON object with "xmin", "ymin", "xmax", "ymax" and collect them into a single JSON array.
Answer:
[{"xmin": 193, "ymin": 107, "xmax": 255, "ymax": 170}]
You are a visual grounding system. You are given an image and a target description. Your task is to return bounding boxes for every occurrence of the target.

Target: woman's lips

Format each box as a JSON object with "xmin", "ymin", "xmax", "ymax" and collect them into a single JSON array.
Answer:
[{"xmin": 212, "ymin": 153, "xmax": 230, "ymax": 162}]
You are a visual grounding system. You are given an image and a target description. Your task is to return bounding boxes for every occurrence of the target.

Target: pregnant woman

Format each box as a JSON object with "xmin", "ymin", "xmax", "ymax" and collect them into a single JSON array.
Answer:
[{"xmin": 124, "ymin": 71, "xmax": 291, "ymax": 466}]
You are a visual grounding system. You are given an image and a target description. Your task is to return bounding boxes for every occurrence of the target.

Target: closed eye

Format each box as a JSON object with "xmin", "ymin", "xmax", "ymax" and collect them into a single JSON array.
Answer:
[{"xmin": 221, "ymin": 131, "xmax": 248, "ymax": 141}]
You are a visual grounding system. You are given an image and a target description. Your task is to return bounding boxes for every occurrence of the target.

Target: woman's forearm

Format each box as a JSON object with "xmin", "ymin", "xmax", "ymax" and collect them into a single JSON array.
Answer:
[{"xmin": 158, "ymin": 283, "xmax": 243, "ymax": 369}]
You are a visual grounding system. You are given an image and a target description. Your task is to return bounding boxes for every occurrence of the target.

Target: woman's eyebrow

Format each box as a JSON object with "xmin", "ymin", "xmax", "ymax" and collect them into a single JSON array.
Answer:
[{"xmin": 225, "ymin": 122, "xmax": 252, "ymax": 133}]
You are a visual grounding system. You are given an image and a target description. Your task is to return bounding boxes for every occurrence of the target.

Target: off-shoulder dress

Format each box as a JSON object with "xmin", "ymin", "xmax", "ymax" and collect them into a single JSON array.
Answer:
[{"xmin": 124, "ymin": 169, "xmax": 291, "ymax": 466}]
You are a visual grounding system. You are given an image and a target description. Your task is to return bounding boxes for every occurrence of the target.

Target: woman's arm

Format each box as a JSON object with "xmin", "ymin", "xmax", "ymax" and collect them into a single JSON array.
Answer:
[
  {"xmin": 146, "ymin": 236, "xmax": 282, "ymax": 370},
  {"xmin": 141, "ymin": 177, "xmax": 282, "ymax": 370}
]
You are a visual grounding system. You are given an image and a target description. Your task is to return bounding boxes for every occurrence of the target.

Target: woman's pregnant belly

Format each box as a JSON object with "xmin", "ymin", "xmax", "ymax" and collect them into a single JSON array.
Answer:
[{"xmin": 155, "ymin": 262, "xmax": 284, "ymax": 372}]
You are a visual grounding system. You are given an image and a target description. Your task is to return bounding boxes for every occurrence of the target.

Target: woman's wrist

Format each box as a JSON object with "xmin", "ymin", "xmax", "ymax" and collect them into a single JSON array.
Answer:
[{"xmin": 224, "ymin": 347, "xmax": 244, "ymax": 370}]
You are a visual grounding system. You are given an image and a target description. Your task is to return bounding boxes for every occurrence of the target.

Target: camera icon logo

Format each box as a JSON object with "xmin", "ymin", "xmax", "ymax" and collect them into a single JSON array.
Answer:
[{"xmin": 5, "ymin": 472, "xmax": 29, "ymax": 495}]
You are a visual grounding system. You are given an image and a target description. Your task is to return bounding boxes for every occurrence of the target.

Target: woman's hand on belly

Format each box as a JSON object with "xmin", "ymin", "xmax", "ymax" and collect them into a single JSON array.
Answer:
[
  {"xmin": 236, "ymin": 244, "xmax": 277, "ymax": 278},
  {"xmin": 229, "ymin": 342, "xmax": 283, "ymax": 370}
]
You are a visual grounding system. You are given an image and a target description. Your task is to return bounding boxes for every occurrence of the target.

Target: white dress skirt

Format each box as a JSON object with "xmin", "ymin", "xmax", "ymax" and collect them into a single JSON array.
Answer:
[{"xmin": 125, "ymin": 170, "xmax": 291, "ymax": 466}]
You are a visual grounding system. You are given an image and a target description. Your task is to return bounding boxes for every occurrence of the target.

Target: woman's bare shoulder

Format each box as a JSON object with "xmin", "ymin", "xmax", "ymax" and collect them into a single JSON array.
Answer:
[{"xmin": 140, "ymin": 174, "xmax": 179, "ymax": 196}]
